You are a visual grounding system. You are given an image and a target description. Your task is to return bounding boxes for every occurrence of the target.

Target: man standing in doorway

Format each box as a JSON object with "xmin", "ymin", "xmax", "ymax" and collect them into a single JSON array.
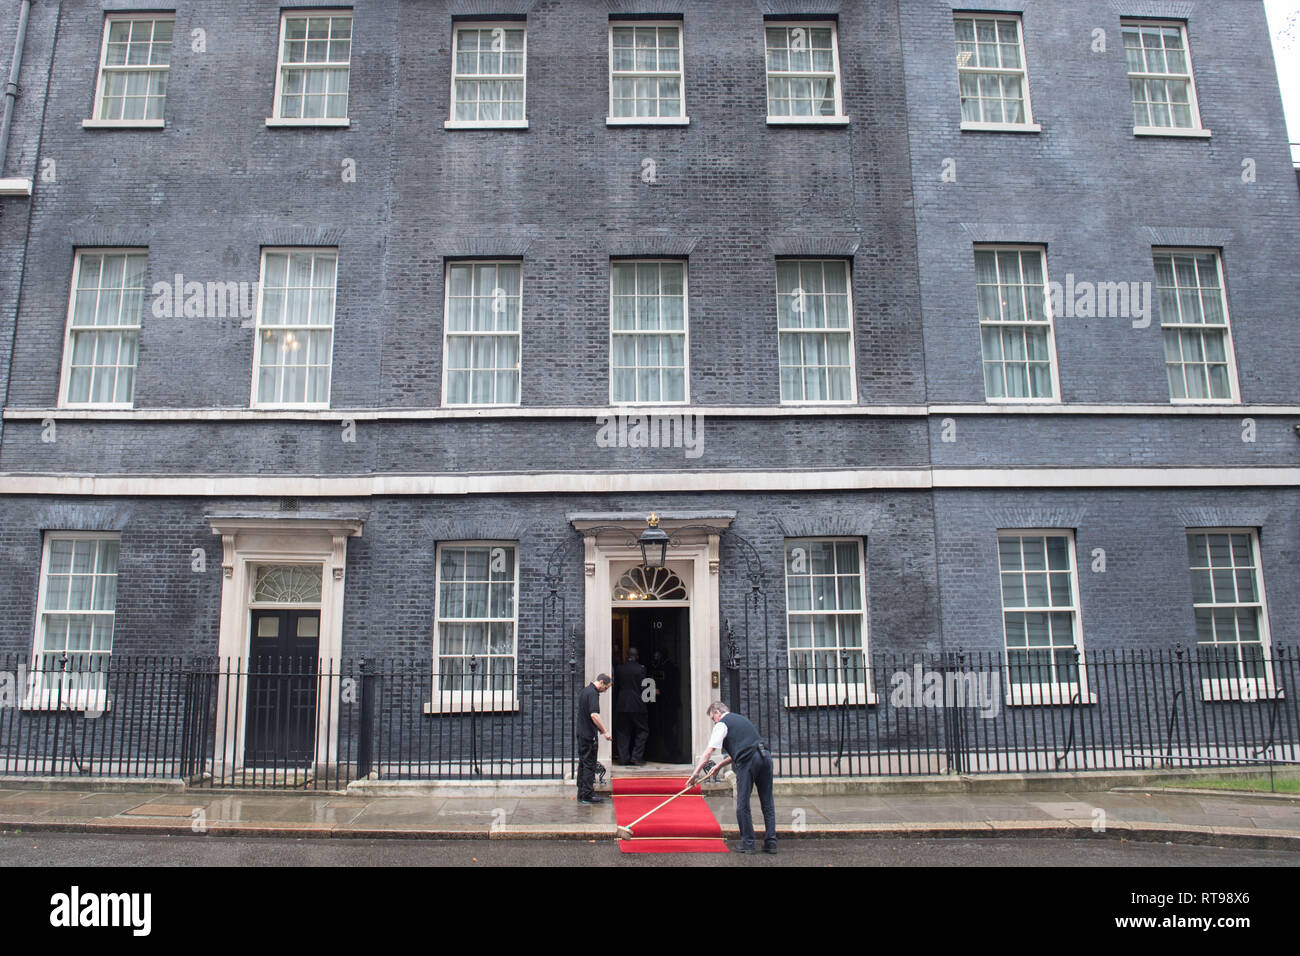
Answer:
[
  {"xmin": 687, "ymin": 701, "xmax": 776, "ymax": 854},
  {"xmin": 615, "ymin": 648, "xmax": 650, "ymax": 765},
  {"xmin": 576, "ymin": 674, "xmax": 612, "ymax": 805}
]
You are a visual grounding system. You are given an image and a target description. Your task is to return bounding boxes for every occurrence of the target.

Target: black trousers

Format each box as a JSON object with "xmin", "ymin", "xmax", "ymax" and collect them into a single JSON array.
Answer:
[
  {"xmin": 576, "ymin": 735, "xmax": 600, "ymax": 799},
  {"xmin": 733, "ymin": 748, "xmax": 777, "ymax": 850},
  {"xmin": 616, "ymin": 712, "xmax": 649, "ymax": 763}
]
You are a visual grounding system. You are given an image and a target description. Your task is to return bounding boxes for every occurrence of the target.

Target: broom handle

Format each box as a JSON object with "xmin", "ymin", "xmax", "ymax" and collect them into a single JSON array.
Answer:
[{"xmin": 622, "ymin": 771, "xmax": 717, "ymax": 832}]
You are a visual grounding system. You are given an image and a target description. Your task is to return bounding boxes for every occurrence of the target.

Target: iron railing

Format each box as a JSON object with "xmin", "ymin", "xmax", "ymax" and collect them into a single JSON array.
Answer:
[
  {"xmin": 0, "ymin": 647, "xmax": 1295, "ymax": 788},
  {"xmin": 0, "ymin": 653, "xmax": 190, "ymax": 779},
  {"xmin": 359, "ymin": 656, "xmax": 578, "ymax": 781},
  {"xmin": 726, "ymin": 646, "xmax": 1300, "ymax": 777},
  {"xmin": 0, "ymin": 653, "xmax": 579, "ymax": 789}
]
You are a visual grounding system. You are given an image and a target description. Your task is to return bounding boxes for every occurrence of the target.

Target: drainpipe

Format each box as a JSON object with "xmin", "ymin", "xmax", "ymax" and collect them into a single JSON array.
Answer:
[{"xmin": 0, "ymin": 0, "xmax": 32, "ymax": 178}]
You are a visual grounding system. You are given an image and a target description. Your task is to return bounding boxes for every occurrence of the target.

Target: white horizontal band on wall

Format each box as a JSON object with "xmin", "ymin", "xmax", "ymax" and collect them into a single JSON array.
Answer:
[
  {"xmin": 0, "ymin": 468, "xmax": 1297, "ymax": 497},
  {"xmin": 5, "ymin": 404, "xmax": 1300, "ymax": 421}
]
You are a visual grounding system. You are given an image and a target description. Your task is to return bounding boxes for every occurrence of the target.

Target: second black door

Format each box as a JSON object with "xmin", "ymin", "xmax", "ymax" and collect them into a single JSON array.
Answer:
[{"xmin": 245, "ymin": 609, "xmax": 321, "ymax": 767}]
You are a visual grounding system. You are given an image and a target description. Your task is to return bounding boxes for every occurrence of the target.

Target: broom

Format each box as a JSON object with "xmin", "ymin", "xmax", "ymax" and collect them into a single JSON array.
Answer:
[{"xmin": 616, "ymin": 761, "xmax": 720, "ymax": 839}]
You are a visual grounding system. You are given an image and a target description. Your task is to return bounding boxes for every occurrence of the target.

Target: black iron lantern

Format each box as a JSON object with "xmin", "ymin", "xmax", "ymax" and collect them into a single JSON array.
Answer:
[{"xmin": 638, "ymin": 512, "xmax": 670, "ymax": 569}]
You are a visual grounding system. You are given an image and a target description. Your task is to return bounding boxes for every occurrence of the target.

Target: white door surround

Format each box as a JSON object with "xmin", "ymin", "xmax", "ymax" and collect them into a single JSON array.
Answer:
[
  {"xmin": 571, "ymin": 513, "xmax": 733, "ymax": 766},
  {"xmin": 207, "ymin": 514, "xmax": 364, "ymax": 771}
]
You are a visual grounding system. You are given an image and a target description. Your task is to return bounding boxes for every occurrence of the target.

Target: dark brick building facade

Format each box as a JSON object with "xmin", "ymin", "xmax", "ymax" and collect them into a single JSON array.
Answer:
[{"xmin": 0, "ymin": 0, "xmax": 1295, "ymax": 779}]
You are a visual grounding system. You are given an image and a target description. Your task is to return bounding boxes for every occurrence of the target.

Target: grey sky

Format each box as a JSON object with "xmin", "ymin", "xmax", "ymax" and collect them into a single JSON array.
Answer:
[{"xmin": 1264, "ymin": 0, "xmax": 1300, "ymax": 161}]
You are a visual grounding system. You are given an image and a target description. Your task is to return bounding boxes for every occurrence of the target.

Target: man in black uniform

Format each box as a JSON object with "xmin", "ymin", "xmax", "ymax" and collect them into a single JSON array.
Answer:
[
  {"xmin": 687, "ymin": 701, "xmax": 776, "ymax": 854},
  {"xmin": 576, "ymin": 674, "xmax": 611, "ymax": 805},
  {"xmin": 614, "ymin": 647, "xmax": 650, "ymax": 765}
]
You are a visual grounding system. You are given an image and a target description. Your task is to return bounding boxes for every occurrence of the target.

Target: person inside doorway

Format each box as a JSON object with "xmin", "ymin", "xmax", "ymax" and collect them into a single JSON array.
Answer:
[
  {"xmin": 648, "ymin": 647, "xmax": 680, "ymax": 762},
  {"xmin": 615, "ymin": 647, "xmax": 649, "ymax": 765}
]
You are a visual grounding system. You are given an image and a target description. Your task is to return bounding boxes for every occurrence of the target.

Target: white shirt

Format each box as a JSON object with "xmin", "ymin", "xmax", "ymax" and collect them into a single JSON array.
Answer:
[{"xmin": 707, "ymin": 718, "xmax": 729, "ymax": 754}]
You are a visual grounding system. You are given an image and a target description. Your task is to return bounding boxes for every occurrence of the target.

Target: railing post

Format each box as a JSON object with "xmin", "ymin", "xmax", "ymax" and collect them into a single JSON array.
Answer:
[
  {"xmin": 357, "ymin": 658, "xmax": 373, "ymax": 780},
  {"xmin": 1256, "ymin": 646, "xmax": 1285, "ymax": 791},
  {"xmin": 468, "ymin": 654, "xmax": 481, "ymax": 776},
  {"xmin": 833, "ymin": 650, "xmax": 850, "ymax": 773},
  {"xmin": 723, "ymin": 619, "xmax": 741, "ymax": 709},
  {"xmin": 1054, "ymin": 649, "xmax": 1083, "ymax": 770},
  {"xmin": 567, "ymin": 628, "xmax": 578, "ymax": 781},
  {"xmin": 942, "ymin": 647, "xmax": 969, "ymax": 774},
  {"xmin": 180, "ymin": 663, "xmax": 195, "ymax": 780},
  {"xmin": 50, "ymin": 654, "xmax": 69, "ymax": 775},
  {"xmin": 1163, "ymin": 644, "xmax": 1187, "ymax": 768}
]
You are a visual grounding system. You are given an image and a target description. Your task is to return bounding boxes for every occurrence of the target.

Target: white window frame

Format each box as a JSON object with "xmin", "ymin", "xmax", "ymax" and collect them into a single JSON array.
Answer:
[
  {"xmin": 26, "ymin": 532, "xmax": 120, "ymax": 713},
  {"xmin": 953, "ymin": 12, "xmax": 1040, "ymax": 133},
  {"xmin": 427, "ymin": 541, "xmax": 520, "ymax": 714},
  {"xmin": 445, "ymin": 21, "xmax": 528, "ymax": 130},
  {"xmin": 775, "ymin": 259, "xmax": 857, "ymax": 405},
  {"xmin": 1186, "ymin": 529, "xmax": 1278, "ymax": 702},
  {"xmin": 997, "ymin": 530, "xmax": 1093, "ymax": 706},
  {"xmin": 783, "ymin": 537, "xmax": 875, "ymax": 707},
  {"xmin": 83, "ymin": 13, "xmax": 175, "ymax": 129},
  {"xmin": 58, "ymin": 248, "xmax": 148, "ymax": 410},
  {"xmin": 608, "ymin": 259, "xmax": 691, "ymax": 406},
  {"xmin": 606, "ymin": 20, "xmax": 689, "ymax": 126},
  {"xmin": 267, "ymin": 9, "xmax": 352, "ymax": 127},
  {"xmin": 974, "ymin": 245, "xmax": 1061, "ymax": 404},
  {"xmin": 763, "ymin": 21, "xmax": 849, "ymax": 126},
  {"xmin": 250, "ymin": 247, "xmax": 338, "ymax": 410},
  {"xmin": 441, "ymin": 259, "xmax": 523, "ymax": 408},
  {"xmin": 1122, "ymin": 19, "xmax": 1210, "ymax": 138},
  {"xmin": 1153, "ymin": 248, "xmax": 1240, "ymax": 405}
]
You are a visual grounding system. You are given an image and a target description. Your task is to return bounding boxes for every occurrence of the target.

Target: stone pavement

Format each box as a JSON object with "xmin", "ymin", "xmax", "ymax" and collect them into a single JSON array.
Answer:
[{"xmin": 0, "ymin": 781, "xmax": 1297, "ymax": 850}]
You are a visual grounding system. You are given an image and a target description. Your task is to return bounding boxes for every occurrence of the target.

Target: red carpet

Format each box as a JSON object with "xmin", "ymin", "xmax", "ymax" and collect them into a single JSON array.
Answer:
[{"xmin": 612, "ymin": 777, "xmax": 728, "ymax": 854}]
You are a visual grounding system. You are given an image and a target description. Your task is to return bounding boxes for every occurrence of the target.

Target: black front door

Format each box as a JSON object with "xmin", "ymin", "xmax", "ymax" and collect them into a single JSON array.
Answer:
[
  {"xmin": 245, "ymin": 609, "xmax": 320, "ymax": 767},
  {"xmin": 619, "ymin": 606, "xmax": 691, "ymax": 764}
]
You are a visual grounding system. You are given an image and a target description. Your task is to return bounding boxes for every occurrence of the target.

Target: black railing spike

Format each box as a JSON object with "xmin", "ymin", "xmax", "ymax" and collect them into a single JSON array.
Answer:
[{"xmin": 723, "ymin": 619, "xmax": 742, "ymax": 668}]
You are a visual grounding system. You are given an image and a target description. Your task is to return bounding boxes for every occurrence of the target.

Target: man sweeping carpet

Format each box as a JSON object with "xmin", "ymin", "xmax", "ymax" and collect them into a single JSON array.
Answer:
[{"xmin": 686, "ymin": 701, "xmax": 777, "ymax": 855}]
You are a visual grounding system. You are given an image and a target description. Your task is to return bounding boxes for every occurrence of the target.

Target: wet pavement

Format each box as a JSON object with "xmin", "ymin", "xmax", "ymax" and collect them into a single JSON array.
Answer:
[
  {"xmin": 0, "ymin": 783, "xmax": 1297, "ymax": 850},
  {"xmin": 2, "ymin": 832, "xmax": 1294, "ymax": 866}
]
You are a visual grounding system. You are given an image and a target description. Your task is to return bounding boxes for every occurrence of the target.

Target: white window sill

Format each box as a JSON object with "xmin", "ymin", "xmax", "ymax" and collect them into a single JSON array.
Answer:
[
  {"xmin": 424, "ymin": 694, "xmax": 518, "ymax": 715},
  {"xmin": 961, "ymin": 121, "xmax": 1041, "ymax": 134},
  {"xmin": 606, "ymin": 116, "xmax": 690, "ymax": 127},
  {"xmin": 265, "ymin": 117, "xmax": 350, "ymax": 128},
  {"xmin": 767, "ymin": 116, "xmax": 850, "ymax": 127},
  {"xmin": 21, "ymin": 695, "xmax": 111, "ymax": 715},
  {"xmin": 1005, "ymin": 686, "xmax": 1096, "ymax": 707},
  {"xmin": 985, "ymin": 396, "xmax": 1060, "ymax": 405},
  {"xmin": 1170, "ymin": 397, "xmax": 1238, "ymax": 406},
  {"xmin": 444, "ymin": 402, "xmax": 523, "ymax": 410},
  {"xmin": 82, "ymin": 119, "xmax": 165, "ymax": 130},
  {"xmin": 444, "ymin": 120, "xmax": 529, "ymax": 130},
  {"xmin": 780, "ymin": 399, "xmax": 859, "ymax": 408},
  {"xmin": 1134, "ymin": 126, "xmax": 1211, "ymax": 139},
  {"xmin": 609, "ymin": 402, "xmax": 692, "ymax": 409},
  {"xmin": 783, "ymin": 685, "xmax": 877, "ymax": 708},
  {"xmin": 0, "ymin": 177, "xmax": 33, "ymax": 196},
  {"xmin": 1200, "ymin": 680, "xmax": 1282, "ymax": 702},
  {"xmin": 251, "ymin": 403, "xmax": 333, "ymax": 411},
  {"xmin": 58, "ymin": 402, "xmax": 134, "ymax": 411}
]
